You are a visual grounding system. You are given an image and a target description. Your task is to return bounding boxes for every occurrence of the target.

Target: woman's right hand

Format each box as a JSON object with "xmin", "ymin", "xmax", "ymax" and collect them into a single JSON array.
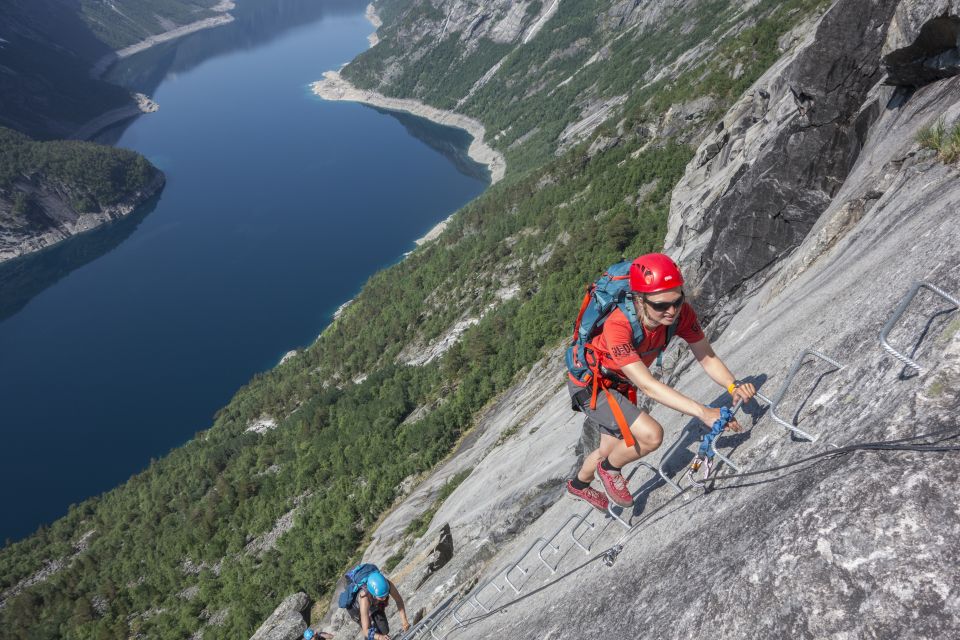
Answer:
[{"xmin": 700, "ymin": 405, "xmax": 742, "ymax": 432}]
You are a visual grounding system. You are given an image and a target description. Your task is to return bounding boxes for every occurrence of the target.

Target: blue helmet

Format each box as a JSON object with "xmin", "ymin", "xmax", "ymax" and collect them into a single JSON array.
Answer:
[
  {"xmin": 366, "ymin": 571, "xmax": 389, "ymax": 599},
  {"xmin": 303, "ymin": 630, "xmax": 315, "ymax": 640}
]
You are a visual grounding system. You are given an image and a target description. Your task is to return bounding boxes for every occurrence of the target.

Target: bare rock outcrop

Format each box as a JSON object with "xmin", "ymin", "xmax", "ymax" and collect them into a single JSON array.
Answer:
[
  {"xmin": 0, "ymin": 171, "xmax": 165, "ymax": 263},
  {"xmin": 249, "ymin": 592, "xmax": 311, "ymax": 640},
  {"xmin": 665, "ymin": 0, "xmax": 901, "ymax": 319},
  {"xmin": 384, "ymin": 56, "xmax": 960, "ymax": 640},
  {"xmin": 325, "ymin": 2, "xmax": 960, "ymax": 639},
  {"xmin": 883, "ymin": 1, "xmax": 960, "ymax": 88}
]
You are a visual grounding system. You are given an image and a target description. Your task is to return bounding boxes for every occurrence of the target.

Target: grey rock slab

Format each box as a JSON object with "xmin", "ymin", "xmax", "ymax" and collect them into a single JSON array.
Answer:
[
  {"xmin": 443, "ymin": 87, "xmax": 960, "ymax": 640},
  {"xmin": 249, "ymin": 592, "xmax": 311, "ymax": 640},
  {"xmin": 666, "ymin": 0, "xmax": 902, "ymax": 319}
]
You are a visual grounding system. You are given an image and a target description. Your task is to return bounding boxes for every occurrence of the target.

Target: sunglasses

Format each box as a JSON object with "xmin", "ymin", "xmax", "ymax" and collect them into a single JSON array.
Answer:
[{"xmin": 643, "ymin": 291, "xmax": 684, "ymax": 312}]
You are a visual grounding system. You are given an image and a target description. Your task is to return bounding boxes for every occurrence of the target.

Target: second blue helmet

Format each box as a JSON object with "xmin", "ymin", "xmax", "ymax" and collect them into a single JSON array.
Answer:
[{"xmin": 366, "ymin": 571, "xmax": 389, "ymax": 598}]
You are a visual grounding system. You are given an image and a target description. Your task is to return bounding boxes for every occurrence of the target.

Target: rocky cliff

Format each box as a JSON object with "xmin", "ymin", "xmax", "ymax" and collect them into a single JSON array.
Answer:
[
  {"xmin": 301, "ymin": 1, "xmax": 960, "ymax": 638},
  {"xmin": 340, "ymin": 0, "xmax": 831, "ymax": 171},
  {"xmin": 0, "ymin": 173, "xmax": 165, "ymax": 264},
  {"xmin": 0, "ymin": 128, "xmax": 165, "ymax": 263}
]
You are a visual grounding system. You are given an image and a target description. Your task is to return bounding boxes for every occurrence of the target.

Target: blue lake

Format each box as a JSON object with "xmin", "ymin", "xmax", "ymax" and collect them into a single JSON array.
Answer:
[{"xmin": 0, "ymin": 0, "xmax": 487, "ymax": 544}]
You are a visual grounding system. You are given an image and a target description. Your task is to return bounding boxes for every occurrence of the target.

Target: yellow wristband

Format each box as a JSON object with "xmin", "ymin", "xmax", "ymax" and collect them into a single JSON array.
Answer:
[{"xmin": 727, "ymin": 382, "xmax": 737, "ymax": 395}]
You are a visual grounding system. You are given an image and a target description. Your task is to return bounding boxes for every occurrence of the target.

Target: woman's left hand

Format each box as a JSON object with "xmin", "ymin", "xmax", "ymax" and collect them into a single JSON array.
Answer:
[{"xmin": 732, "ymin": 381, "xmax": 756, "ymax": 405}]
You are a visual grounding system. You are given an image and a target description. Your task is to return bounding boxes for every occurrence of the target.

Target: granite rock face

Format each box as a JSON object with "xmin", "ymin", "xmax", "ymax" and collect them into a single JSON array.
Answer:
[
  {"xmin": 405, "ymin": 73, "xmax": 960, "ymax": 640},
  {"xmin": 665, "ymin": 0, "xmax": 901, "ymax": 319},
  {"xmin": 883, "ymin": 1, "xmax": 960, "ymax": 88},
  {"xmin": 249, "ymin": 592, "xmax": 311, "ymax": 640},
  {"xmin": 0, "ymin": 172, "xmax": 164, "ymax": 263}
]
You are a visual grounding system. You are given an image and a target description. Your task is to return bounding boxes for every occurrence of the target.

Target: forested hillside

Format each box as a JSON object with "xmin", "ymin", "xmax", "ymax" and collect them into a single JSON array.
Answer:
[
  {"xmin": 345, "ymin": 0, "xmax": 828, "ymax": 171},
  {"xmin": 0, "ymin": 0, "xmax": 224, "ymax": 138},
  {"xmin": 0, "ymin": 0, "xmax": 225, "ymax": 260},
  {"xmin": 0, "ymin": 127, "xmax": 164, "ymax": 262},
  {"xmin": 0, "ymin": 1, "xmax": 838, "ymax": 637}
]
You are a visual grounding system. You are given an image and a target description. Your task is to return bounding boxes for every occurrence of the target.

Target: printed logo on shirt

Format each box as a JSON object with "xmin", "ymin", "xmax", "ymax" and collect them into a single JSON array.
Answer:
[{"xmin": 612, "ymin": 343, "xmax": 633, "ymax": 358}]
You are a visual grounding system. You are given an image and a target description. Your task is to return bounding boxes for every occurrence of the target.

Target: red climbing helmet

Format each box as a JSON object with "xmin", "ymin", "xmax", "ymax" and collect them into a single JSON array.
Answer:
[{"xmin": 629, "ymin": 253, "xmax": 685, "ymax": 293}]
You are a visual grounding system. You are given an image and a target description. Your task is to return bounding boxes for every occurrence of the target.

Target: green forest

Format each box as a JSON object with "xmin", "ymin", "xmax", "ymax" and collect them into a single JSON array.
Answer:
[
  {"xmin": 0, "ymin": 128, "xmax": 158, "ymax": 216},
  {"xmin": 344, "ymin": 0, "xmax": 829, "ymax": 172},
  {"xmin": 79, "ymin": 0, "xmax": 225, "ymax": 50},
  {"xmin": 0, "ymin": 0, "xmax": 830, "ymax": 637}
]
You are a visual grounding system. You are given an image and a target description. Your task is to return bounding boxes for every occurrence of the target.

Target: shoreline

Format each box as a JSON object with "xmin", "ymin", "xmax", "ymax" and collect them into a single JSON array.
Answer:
[
  {"xmin": 316, "ymin": 3, "xmax": 504, "ymax": 247},
  {"xmin": 311, "ymin": 71, "xmax": 506, "ymax": 184},
  {"xmin": 90, "ymin": 1, "xmax": 236, "ymax": 79},
  {"xmin": 71, "ymin": 93, "xmax": 159, "ymax": 141}
]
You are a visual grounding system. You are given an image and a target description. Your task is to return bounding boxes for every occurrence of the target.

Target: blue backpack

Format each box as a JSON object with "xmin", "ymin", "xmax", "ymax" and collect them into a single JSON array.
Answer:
[
  {"xmin": 564, "ymin": 260, "xmax": 675, "ymax": 445},
  {"xmin": 337, "ymin": 563, "xmax": 380, "ymax": 609}
]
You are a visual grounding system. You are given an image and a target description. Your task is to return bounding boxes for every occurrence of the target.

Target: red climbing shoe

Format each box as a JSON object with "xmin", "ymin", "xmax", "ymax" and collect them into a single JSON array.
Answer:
[
  {"xmin": 596, "ymin": 459, "xmax": 633, "ymax": 507},
  {"xmin": 566, "ymin": 480, "xmax": 609, "ymax": 511}
]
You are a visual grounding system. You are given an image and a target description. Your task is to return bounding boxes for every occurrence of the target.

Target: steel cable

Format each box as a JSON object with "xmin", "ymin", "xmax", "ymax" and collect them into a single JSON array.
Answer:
[{"xmin": 440, "ymin": 428, "xmax": 960, "ymax": 633}]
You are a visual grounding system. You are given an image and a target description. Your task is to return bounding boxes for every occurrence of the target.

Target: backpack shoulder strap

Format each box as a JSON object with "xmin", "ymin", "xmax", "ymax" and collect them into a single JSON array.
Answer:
[{"xmin": 617, "ymin": 296, "xmax": 646, "ymax": 346}]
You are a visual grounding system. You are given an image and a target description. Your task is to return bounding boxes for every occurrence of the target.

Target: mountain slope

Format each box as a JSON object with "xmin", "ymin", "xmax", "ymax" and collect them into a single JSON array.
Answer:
[
  {"xmin": 0, "ymin": 0, "xmax": 227, "ymax": 261},
  {"xmin": 327, "ymin": 1, "xmax": 960, "ymax": 639},
  {"xmin": 4, "ymin": 0, "xmax": 959, "ymax": 639}
]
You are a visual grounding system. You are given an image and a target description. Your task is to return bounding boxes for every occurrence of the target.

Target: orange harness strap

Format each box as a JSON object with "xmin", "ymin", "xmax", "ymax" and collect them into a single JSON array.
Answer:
[
  {"xmin": 603, "ymin": 385, "xmax": 636, "ymax": 448},
  {"xmin": 575, "ymin": 343, "xmax": 637, "ymax": 448}
]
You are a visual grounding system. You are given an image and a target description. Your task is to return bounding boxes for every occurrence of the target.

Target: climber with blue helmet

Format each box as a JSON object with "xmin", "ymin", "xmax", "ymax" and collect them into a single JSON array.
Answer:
[
  {"xmin": 303, "ymin": 629, "xmax": 333, "ymax": 640},
  {"xmin": 347, "ymin": 569, "xmax": 409, "ymax": 640}
]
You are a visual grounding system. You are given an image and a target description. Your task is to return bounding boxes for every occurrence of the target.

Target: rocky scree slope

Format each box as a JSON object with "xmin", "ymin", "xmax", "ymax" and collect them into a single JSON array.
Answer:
[{"xmin": 304, "ymin": 1, "xmax": 960, "ymax": 638}]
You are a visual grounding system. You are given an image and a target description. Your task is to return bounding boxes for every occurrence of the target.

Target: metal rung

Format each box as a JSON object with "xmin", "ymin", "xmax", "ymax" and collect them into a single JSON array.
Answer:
[
  {"xmin": 570, "ymin": 506, "xmax": 600, "ymax": 552},
  {"xmin": 606, "ymin": 461, "xmax": 659, "ymax": 529},
  {"xmin": 765, "ymin": 349, "xmax": 843, "ymax": 442},
  {"xmin": 427, "ymin": 608, "xmax": 459, "ymax": 640},
  {"xmin": 707, "ymin": 399, "xmax": 745, "ymax": 473},
  {"xmin": 503, "ymin": 537, "xmax": 548, "ymax": 593},
  {"xmin": 537, "ymin": 514, "xmax": 583, "ymax": 574},
  {"xmin": 880, "ymin": 281, "xmax": 959, "ymax": 374},
  {"xmin": 450, "ymin": 597, "xmax": 481, "ymax": 629},
  {"xmin": 657, "ymin": 400, "xmax": 748, "ymax": 492},
  {"xmin": 471, "ymin": 577, "xmax": 505, "ymax": 612}
]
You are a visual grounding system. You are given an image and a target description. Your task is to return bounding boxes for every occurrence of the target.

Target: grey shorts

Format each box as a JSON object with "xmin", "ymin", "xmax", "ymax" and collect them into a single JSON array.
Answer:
[{"xmin": 567, "ymin": 379, "xmax": 643, "ymax": 440}]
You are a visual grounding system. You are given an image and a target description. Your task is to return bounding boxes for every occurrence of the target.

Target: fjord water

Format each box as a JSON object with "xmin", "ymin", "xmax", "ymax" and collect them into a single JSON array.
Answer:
[{"xmin": 0, "ymin": 1, "xmax": 487, "ymax": 543}]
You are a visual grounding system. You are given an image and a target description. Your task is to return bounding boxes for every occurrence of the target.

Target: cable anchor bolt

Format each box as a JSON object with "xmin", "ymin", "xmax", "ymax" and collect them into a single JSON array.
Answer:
[{"xmin": 603, "ymin": 545, "xmax": 623, "ymax": 567}]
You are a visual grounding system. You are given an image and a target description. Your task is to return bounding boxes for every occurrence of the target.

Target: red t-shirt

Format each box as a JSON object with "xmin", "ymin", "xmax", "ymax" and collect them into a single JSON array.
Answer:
[{"xmin": 591, "ymin": 302, "xmax": 705, "ymax": 378}]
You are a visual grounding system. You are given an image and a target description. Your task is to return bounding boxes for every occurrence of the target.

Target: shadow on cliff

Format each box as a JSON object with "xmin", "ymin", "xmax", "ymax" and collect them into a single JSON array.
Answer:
[
  {"xmin": 0, "ymin": 195, "xmax": 159, "ymax": 324},
  {"xmin": 619, "ymin": 374, "xmax": 772, "ymax": 518}
]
